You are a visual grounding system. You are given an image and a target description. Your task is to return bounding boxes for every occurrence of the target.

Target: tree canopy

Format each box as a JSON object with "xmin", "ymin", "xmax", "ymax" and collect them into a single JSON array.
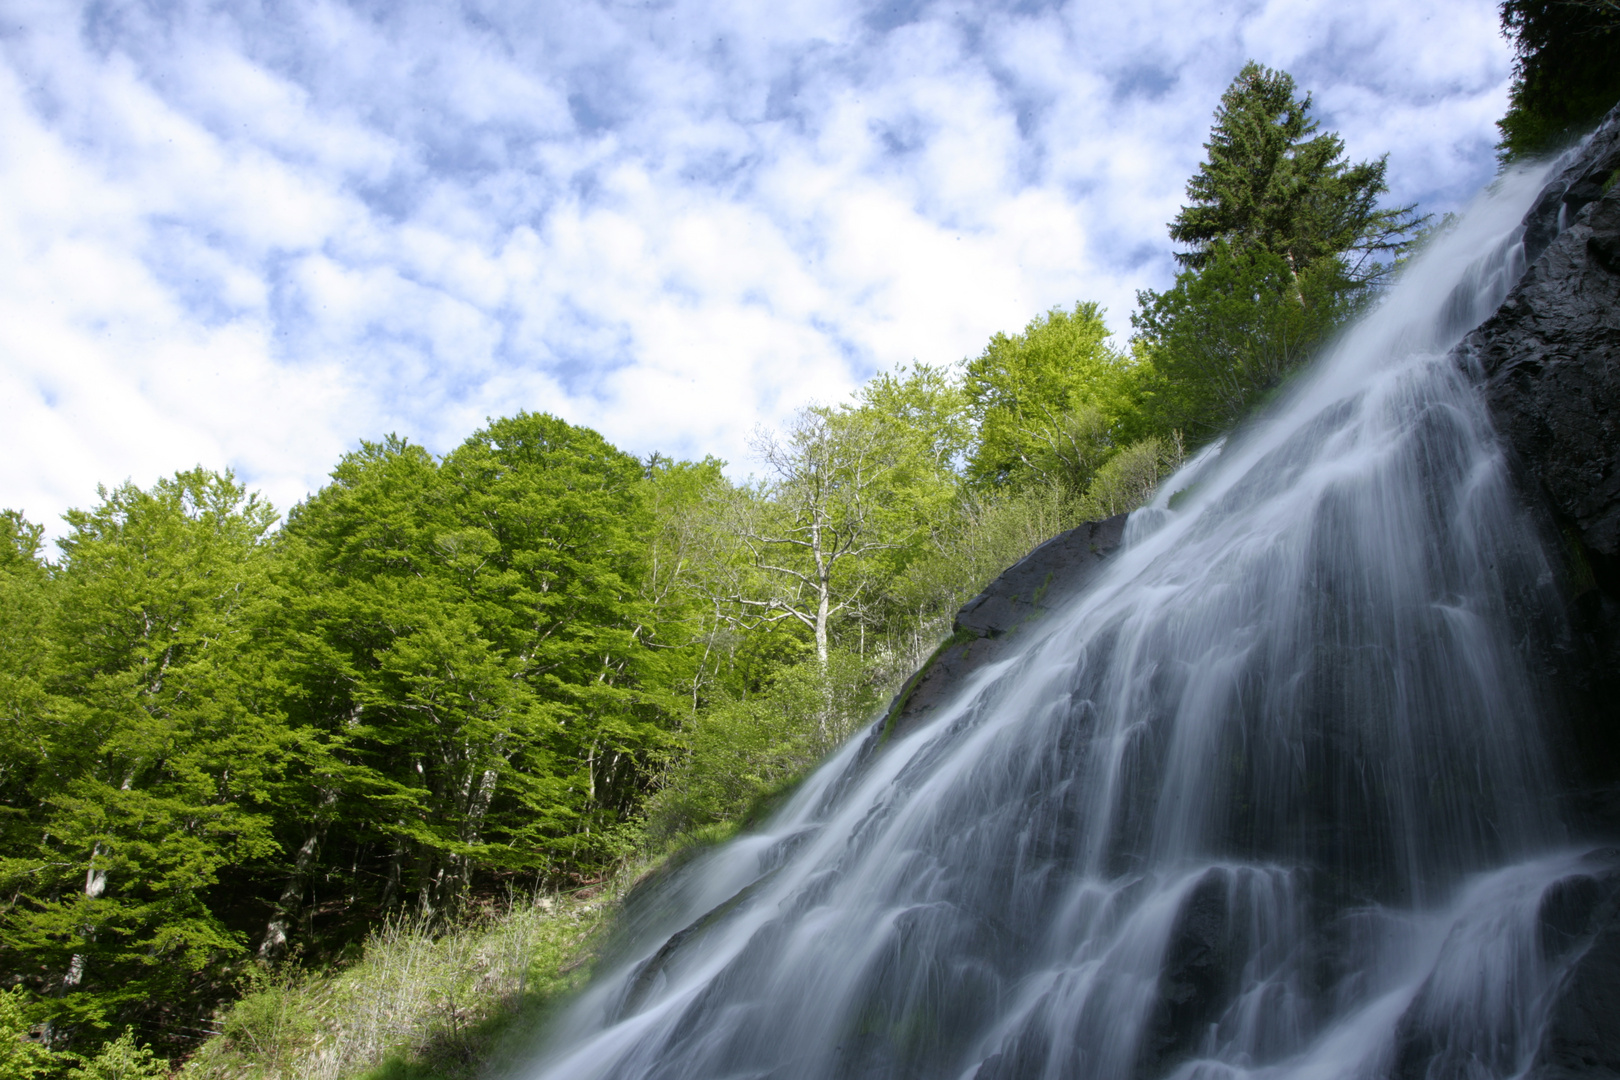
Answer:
[
  {"xmin": 1497, "ymin": 0, "xmax": 1620, "ymax": 159},
  {"xmin": 1134, "ymin": 61, "xmax": 1426, "ymax": 437},
  {"xmin": 963, "ymin": 302, "xmax": 1140, "ymax": 493},
  {"xmin": 1168, "ymin": 62, "xmax": 1423, "ymax": 286}
]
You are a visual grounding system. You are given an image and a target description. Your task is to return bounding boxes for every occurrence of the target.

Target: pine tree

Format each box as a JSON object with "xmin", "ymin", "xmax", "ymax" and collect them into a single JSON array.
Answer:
[
  {"xmin": 1135, "ymin": 63, "xmax": 1426, "ymax": 438},
  {"xmin": 1169, "ymin": 62, "xmax": 1423, "ymax": 286},
  {"xmin": 1497, "ymin": 0, "xmax": 1620, "ymax": 159}
]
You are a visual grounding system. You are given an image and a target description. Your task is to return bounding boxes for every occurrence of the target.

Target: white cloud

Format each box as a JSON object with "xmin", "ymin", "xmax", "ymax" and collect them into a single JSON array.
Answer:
[{"xmin": 0, "ymin": 0, "xmax": 1514, "ymax": 540}]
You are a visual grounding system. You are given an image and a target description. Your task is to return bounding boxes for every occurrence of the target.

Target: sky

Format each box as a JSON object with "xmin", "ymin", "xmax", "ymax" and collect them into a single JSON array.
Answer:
[{"xmin": 0, "ymin": 0, "xmax": 1514, "ymax": 537}]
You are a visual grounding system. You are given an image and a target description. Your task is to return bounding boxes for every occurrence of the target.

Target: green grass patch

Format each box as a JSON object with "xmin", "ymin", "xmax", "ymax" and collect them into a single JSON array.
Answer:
[{"xmin": 181, "ymin": 893, "xmax": 609, "ymax": 1080}]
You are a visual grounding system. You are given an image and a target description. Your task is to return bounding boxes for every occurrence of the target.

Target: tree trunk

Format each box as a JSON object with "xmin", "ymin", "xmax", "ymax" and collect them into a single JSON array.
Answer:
[
  {"xmin": 814, "ymin": 556, "xmax": 834, "ymax": 740},
  {"xmin": 60, "ymin": 844, "xmax": 108, "ymax": 996},
  {"xmin": 381, "ymin": 835, "xmax": 406, "ymax": 910},
  {"xmin": 257, "ymin": 789, "xmax": 336, "ymax": 963}
]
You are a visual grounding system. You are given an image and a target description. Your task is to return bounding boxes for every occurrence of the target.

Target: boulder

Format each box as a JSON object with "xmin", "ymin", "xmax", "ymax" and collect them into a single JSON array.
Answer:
[
  {"xmin": 881, "ymin": 513, "xmax": 1128, "ymax": 742},
  {"xmin": 1528, "ymin": 862, "xmax": 1620, "ymax": 1080}
]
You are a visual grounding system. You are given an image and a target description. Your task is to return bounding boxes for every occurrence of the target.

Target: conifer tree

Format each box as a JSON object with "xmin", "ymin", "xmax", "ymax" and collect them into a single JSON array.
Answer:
[
  {"xmin": 1169, "ymin": 61, "xmax": 1423, "ymax": 286},
  {"xmin": 1497, "ymin": 0, "xmax": 1620, "ymax": 159},
  {"xmin": 1136, "ymin": 63, "xmax": 1425, "ymax": 437}
]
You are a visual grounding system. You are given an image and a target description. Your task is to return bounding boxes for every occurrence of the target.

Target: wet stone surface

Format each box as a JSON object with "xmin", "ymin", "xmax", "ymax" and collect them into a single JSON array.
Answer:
[
  {"xmin": 1459, "ymin": 106, "xmax": 1620, "ymax": 839},
  {"xmin": 882, "ymin": 513, "xmax": 1129, "ymax": 743}
]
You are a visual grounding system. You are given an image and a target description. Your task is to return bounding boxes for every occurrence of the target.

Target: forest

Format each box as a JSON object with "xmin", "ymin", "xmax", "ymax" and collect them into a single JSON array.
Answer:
[{"xmin": 2, "ymin": 3, "xmax": 1615, "ymax": 1074}]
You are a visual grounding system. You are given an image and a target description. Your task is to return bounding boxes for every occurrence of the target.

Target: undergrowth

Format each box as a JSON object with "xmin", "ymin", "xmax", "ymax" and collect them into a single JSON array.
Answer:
[{"xmin": 181, "ymin": 888, "xmax": 614, "ymax": 1080}]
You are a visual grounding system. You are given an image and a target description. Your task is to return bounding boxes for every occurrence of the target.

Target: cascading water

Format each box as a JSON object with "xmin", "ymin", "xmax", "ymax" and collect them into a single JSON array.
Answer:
[{"xmin": 523, "ymin": 156, "xmax": 1616, "ymax": 1080}]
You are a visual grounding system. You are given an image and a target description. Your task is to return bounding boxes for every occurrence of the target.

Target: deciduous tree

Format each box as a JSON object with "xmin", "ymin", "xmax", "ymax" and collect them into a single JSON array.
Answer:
[
  {"xmin": 963, "ymin": 302, "xmax": 1139, "ymax": 493},
  {"xmin": 1, "ymin": 471, "xmax": 285, "ymax": 1039}
]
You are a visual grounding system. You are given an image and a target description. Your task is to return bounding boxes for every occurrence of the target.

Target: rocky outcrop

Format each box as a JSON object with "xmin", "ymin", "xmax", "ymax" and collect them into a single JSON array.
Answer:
[
  {"xmin": 881, "ymin": 513, "xmax": 1129, "ymax": 743},
  {"xmin": 1466, "ymin": 106, "xmax": 1620, "ymax": 566},
  {"xmin": 1529, "ymin": 860, "xmax": 1620, "ymax": 1080},
  {"xmin": 1457, "ymin": 104, "xmax": 1620, "ymax": 832},
  {"xmin": 1535, "ymin": 914, "xmax": 1620, "ymax": 1080},
  {"xmin": 1452, "ymin": 104, "xmax": 1620, "ymax": 1080}
]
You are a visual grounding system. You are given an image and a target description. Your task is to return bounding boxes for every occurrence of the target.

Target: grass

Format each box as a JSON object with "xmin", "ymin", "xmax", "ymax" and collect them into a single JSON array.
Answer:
[{"xmin": 181, "ymin": 888, "xmax": 614, "ymax": 1080}]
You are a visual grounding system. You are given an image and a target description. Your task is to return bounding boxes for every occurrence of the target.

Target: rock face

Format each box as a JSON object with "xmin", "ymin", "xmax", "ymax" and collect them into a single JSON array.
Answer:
[
  {"xmin": 1466, "ymin": 107, "xmax": 1620, "ymax": 566},
  {"xmin": 1457, "ymin": 104, "xmax": 1620, "ymax": 833},
  {"xmin": 1535, "ymin": 913, "xmax": 1620, "ymax": 1080},
  {"xmin": 881, "ymin": 513, "xmax": 1129, "ymax": 742},
  {"xmin": 1448, "ymin": 108, "xmax": 1620, "ymax": 1080}
]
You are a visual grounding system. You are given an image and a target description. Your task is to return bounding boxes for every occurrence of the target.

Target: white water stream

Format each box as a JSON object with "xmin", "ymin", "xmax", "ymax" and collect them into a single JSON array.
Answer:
[{"xmin": 522, "ymin": 157, "xmax": 1614, "ymax": 1080}]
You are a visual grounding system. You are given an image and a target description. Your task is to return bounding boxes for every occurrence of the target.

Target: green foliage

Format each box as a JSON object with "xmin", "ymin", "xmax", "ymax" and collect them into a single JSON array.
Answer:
[
  {"xmin": 1, "ymin": 470, "xmax": 285, "ymax": 1039},
  {"xmin": 0, "ymin": 511, "xmax": 54, "ymax": 870},
  {"xmin": 1169, "ymin": 61, "xmax": 1424, "ymax": 287},
  {"xmin": 645, "ymin": 651, "xmax": 880, "ymax": 844},
  {"xmin": 1133, "ymin": 243, "xmax": 1355, "ymax": 435},
  {"xmin": 963, "ymin": 302, "xmax": 1140, "ymax": 493},
  {"xmin": 886, "ymin": 483, "xmax": 1079, "ymax": 626},
  {"xmin": 183, "ymin": 892, "xmax": 607, "ymax": 1080},
  {"xmin": 1, "ymin": 988, "xmax": 168, "ymax": 1079},
  {"xmin": 1, "ymin": 986, "xmax": 56, "ymax": 1079},
  {"xmin": 1497, "ymin": 0, "xmax": 1620, "ymax": 159},
  {"xmin": 1078, "ymin": 436, "xmax": 1185, "ymax": 521},
  {"xmin": 0, "ymin": 509, "xmax": 46, "ymax": 571},
  {"xmin": 853, "ymin": 362, "xmax": 973, "ymax": 477},
  {"xmin": 706, "ymin": 385, "xmax": 962, "ymax": 668},
  {"xmin": 273, "ymin": 413, "xmax": 668, "ymax": 920},
  {"xmin": 1135, "ymin": 62, "xmax": 1423, "ymax": 440},
  {"xmin": 69, "ymin": 1028, "xmax": 167, "ymax": 1079}
]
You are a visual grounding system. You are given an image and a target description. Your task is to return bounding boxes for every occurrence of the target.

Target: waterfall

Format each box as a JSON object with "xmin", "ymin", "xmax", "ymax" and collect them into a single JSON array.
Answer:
[{"xmin": 523, "ymin": 156, "xmax": 1615, "ymax": 1080}]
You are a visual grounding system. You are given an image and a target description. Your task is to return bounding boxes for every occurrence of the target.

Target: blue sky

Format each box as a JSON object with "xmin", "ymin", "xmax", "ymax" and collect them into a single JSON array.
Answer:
[{"xmin": 0, "ymin": 0, "xmax": 1512, "ymax": 534}]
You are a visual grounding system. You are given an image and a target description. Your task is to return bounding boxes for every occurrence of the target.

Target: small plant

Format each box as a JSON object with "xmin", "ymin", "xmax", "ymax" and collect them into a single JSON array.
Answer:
[
  {"xmin": 211, "ymin": 964, "xmax": 317, "ymax": 1074},
  {"xmin": 3, "ymin": 994, "xmax": 170, "ymax": 1080},
  {"xmin": 1, "ymin": 987, "xmax": 57, "ymax": 1080},
  {"xmin": 71, "ymin": 1028, "xmax": 168, "ymax": 1080}
]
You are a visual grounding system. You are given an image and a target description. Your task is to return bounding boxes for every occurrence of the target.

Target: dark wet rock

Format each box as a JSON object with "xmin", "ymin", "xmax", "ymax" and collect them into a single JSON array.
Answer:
[
  {"xmin": 1532, "ymin": 920, "xmax": 1620, "ymax": 1080},
  {"xmin": 954, "ymin": 513, "xmax": 1130, "ymax": 639},
  {"xmin": 882, "ymin": 513, "xmax": 1128, "ymax": 742},
  {"xmin": 1135, "ymin": 871, "xmax": 1236, "ymax": 1079},
  {"xmin": 1528, "ymin": 862, "xmax": 1620, "ymax": 1080},
  {"xmin": 1458, "ymin": 104, "xmax": 1620, "ymax": 833},
  {"xmin": 1521, "ymin": 106, "xmax": 1620, "ymax": 267},
  {"xmin": 1468, "ymin": 187, "xmax": 1620, "ymax": 564}
]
